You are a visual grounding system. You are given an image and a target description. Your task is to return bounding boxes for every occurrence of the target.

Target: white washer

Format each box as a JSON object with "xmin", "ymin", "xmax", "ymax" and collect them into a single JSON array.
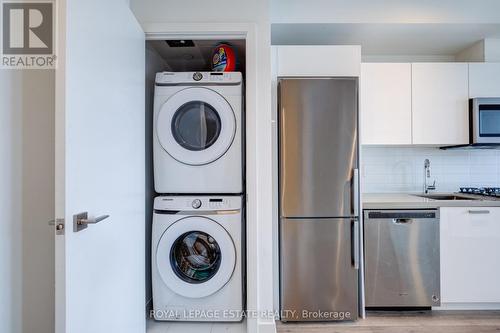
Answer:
[
  {"xmin": 152, "ymin": 195, "xmax": 244, "ymax": 322},
  {"xmin": 153, "ymin": 72, "xmax": 243, "ymax": 194}
]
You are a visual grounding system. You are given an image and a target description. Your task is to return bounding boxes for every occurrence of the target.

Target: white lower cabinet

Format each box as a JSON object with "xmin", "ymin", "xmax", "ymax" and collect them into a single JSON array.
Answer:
[{"xmin": 440, "ymin": 207, "xmax": 500, "ymax": 306}]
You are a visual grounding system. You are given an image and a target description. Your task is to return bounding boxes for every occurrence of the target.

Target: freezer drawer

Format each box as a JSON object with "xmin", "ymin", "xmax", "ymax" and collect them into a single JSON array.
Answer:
[
  {"xmin": 364, "ymin": 210, "xmax": 440, "ymax": 307},
  {"xmin": 280, "ymin": 218, "xmax": 358, "ymax": 321}
]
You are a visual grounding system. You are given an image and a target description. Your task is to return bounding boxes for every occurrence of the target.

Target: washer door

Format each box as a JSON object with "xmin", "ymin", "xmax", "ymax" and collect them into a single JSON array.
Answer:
[
  {"xmin": 156, "ymin": 87, "xmax": 236, "ymax": 165},
  {"xmin": 156, "ymin": 216, "xmax": 236, "ymax": 298}
]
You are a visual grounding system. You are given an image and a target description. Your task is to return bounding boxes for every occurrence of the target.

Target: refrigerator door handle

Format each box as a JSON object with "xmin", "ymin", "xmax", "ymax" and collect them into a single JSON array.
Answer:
[
  {"xmin": 351, "ymin": 218, "xmax": 360, "ymax": 269},
  {"xmin": 352, "ymin": 168, "xmax": 360, "ymax": 216}
]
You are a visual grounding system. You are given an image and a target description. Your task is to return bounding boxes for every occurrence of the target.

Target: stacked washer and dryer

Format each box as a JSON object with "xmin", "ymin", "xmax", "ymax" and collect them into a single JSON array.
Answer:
[{"xmin": 152, "ymin": 71, "xmax": 245, "ymax": 322}]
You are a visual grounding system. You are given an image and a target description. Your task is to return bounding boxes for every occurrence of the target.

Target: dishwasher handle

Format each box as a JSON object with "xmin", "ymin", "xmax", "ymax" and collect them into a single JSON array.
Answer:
[{"xmin": 393, "ymin": 218, "xmax": 413, "ymax": 224}]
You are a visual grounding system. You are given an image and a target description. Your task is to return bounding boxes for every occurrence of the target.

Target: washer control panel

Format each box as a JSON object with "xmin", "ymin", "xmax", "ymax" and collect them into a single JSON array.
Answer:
[{"xmin": 154, "ymin": 195, "xmax": 242, "ymax": 211}]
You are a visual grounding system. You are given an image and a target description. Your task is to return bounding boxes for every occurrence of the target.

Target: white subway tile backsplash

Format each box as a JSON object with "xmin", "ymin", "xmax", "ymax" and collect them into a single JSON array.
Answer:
[{"xmin": 361, "ymin": 147, "xmax": 500, "ymax": 193}]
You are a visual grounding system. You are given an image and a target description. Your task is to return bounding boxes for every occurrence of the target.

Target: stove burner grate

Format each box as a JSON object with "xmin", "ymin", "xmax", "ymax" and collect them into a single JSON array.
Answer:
[{"xmin": 460, "ymin": 187, "xmax": 500, "ymax": 197}]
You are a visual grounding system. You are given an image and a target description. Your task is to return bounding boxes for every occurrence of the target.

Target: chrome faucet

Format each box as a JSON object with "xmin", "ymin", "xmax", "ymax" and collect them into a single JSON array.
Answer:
[{"xmin": 424, "ymin": 159, "xmax": 436, "ymax": 194}]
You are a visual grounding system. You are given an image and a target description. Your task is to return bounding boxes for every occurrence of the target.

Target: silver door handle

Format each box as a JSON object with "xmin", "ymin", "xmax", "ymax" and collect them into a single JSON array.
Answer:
[
  {"xmin": 468, "ymin": 210, "xmax": 490, "ymax": 214},
  {"xmin": 351, "ymin": 219, "xmax": 359, "ymax": 270},
  {"xmin": 73, "ymin": 212, "xmax": 110, "ymax": 232},
  {"xmin": 352, "ymin": 168, "xmax": 359, "ymax": 215},
  {"xmin": 79, "ymin": 215, "xmax": 110, "ymax": 224}
]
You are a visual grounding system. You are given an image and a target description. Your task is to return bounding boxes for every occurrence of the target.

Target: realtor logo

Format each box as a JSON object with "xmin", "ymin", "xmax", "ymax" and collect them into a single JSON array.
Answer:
[{"xmin": 1, "ymin": 1, "xmax": 55, "ymax": 68}]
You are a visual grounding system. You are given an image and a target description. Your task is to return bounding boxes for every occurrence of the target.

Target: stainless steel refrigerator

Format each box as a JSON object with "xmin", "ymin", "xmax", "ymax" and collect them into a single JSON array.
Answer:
[{"xmin": 278, "ymin": 77, "xmax": 360, "ymax": 322}]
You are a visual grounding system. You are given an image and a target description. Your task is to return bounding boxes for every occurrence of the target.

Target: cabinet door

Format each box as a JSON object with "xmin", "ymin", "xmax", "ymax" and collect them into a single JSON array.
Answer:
[
  {"xmin": 469, "ymin": 63, "xmax": 500, "ymax": 98},
  {"xmin": 276, "ymin": 45, "xmax": 361, "ymax": 77},
  {"xmin": 412, "ymin": 63, "xmax": 469, "ymax": 145},
  {"xmin": 440, "ymin": 207, "xmax": 500, "ymax": 303},
  {"xmin": 361, "ymin": 63, "xmax": 412, "ymax": 145}
]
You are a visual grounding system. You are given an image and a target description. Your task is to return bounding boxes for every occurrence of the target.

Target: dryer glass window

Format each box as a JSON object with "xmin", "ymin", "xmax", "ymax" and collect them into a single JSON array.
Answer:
[
  {"xmin": 171, "ymin": 101, "xmax": 221, "ymax": 151},
  {"xmin": 170, "ymin": 231, "xmax": 221, "ymax": 283}
]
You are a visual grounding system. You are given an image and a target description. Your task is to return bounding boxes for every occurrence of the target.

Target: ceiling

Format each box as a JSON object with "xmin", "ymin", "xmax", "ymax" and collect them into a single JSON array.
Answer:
[
  {"xmin": 147, "ymin": 39, "xmax": 246, "ymax": 72},
  {"xmin": 271, "ymin": 23, "xmax": 500, "ymax": 56},
  {"xmin": 270, "ymin": 0, "xmax": 500, "ymax": 24}
]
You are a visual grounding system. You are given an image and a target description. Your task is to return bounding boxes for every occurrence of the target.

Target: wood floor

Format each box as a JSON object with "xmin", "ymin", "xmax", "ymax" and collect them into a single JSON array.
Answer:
[{"xmin": 276, "ymin": 311, "xmax": 500, "ymax": 333}]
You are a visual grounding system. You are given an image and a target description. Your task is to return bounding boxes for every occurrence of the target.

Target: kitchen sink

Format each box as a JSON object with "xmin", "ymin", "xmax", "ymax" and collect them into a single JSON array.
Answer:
[{"xmin": 416, "ymin": 194, "xmax": 478, "ymax": 201}]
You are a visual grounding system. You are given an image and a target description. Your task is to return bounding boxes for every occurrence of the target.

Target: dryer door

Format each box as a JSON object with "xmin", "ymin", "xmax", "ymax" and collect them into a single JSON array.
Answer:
[
  {"xmin": 156, "ymin": 87, "xmax": 236, "ymax": 165},
  {"xmin": 156, "ymin": 216, "xmax": 236, "ymax": 298}
]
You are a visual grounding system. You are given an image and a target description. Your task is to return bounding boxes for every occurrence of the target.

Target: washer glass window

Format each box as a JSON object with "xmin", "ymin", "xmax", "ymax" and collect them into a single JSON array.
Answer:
[
  {"xmin": 171, "ymin": 101, "xmax": 221, "ymax": 151},
  {"xmin": 170, "ymin": 231, "xmax": 221, "ymax": 284}
]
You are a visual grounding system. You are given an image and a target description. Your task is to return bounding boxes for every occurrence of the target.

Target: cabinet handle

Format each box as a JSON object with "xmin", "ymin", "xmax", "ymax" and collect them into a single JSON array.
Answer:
[{"xmin": 468, "ymin": 210, "xmax": 490, "ymax": 215}]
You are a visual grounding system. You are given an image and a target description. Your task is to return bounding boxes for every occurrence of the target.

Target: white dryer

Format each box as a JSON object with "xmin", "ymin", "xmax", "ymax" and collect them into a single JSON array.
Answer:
[
  {"xmin": 151, "ymin": 195, "xmax": 244, "ymax": 322},
  {"xmin": 153, "ymin": 72, "xmax": 243, "ymax": 194}
]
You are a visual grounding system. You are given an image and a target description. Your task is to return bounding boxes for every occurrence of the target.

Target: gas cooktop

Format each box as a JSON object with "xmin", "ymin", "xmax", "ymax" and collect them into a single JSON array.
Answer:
[{"xmin": 459, "ymin": 187, "xmax": 500, "ymax": 198}]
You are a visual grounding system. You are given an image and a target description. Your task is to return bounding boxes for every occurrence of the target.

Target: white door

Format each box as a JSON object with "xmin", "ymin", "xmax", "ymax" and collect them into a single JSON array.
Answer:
[{"xmin": 55, "ymin": 0, "xmax": 145, "ymax": 332}]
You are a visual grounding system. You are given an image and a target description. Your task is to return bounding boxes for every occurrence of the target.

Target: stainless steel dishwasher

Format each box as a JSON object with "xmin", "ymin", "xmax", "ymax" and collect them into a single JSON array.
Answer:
[{"xmin": 364, "ymin": 210, "xmax": 440, "ymax": 308}]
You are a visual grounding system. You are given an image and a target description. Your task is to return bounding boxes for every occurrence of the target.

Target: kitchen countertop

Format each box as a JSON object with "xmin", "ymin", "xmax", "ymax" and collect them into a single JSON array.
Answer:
[{"xmin": 363, "ymin": 192, "xmax": 500, "ymax": 209}]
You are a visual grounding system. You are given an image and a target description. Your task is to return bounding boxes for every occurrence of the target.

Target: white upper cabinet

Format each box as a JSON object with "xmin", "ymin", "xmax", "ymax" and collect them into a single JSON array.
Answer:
[
  {"xmin": 411, "ymin": 63, "xmax": 469, "ymax": 145},
  {"xmin": 275, "ymin": 45, "xmax": 361, "ymax": 77},
  {"xmin": 360, "ymin": 63, "xmax": 412, "ymax": 145},
  {"xmin": 469, "ymin": 63, "xmax": 500, "ymax": 98},
  {"xmin": 440, "ymin": 207, "xmax": 500, "ymax": 305}
]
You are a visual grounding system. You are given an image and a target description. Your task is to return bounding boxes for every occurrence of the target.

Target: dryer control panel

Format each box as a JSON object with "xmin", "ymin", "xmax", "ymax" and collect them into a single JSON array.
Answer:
[
  {"xmin": 154, "ymin": 195, "xmax": 242, "ymax": 212},
  {"xmin": 155, "ymin": 71, "xmax": 242, "ymax": 86}
]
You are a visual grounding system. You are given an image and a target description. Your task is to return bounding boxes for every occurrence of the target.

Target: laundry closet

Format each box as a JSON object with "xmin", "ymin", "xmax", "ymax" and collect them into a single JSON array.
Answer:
[{"xmin": 144, "ymin": 39, "xmax": 248, "ymax": 327}]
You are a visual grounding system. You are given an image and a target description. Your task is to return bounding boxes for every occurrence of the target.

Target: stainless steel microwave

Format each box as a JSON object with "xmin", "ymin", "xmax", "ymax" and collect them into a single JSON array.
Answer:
[{"xmin": 471, "ymin": 98, "xmax": 500, "ymax": 144}]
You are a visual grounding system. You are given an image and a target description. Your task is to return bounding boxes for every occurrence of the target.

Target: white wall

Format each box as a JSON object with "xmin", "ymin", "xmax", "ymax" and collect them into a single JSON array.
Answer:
[
  {"xmin": 0, "ymin": 70, "xmax": 55, "ymax": 333},
  {"xmin": 456, "ymin": 39, "xmax": 500, "ymax": 62},
  {"xmin": 362, "ymin": 147, "xmax": 500, "ymax": 193},
  {"xmin": 456, "ymin": 40, "xmax": 486, "ymax": 62},
  {"xmin": 485, "ymin": 38, "xmax": 500, "ymax": 62},
  {"xmin": 0, "ymin": 70, "xmax": 23, "ymax": 333},
  {"xmin": 21, "ymin": 71, "xmax": 56, "ymax": 333},
  {"xmin": 271, "ymin": 0, "xmax": 500, "ymax": 23},
  {"xmin": 363, "ymin": 55, "xmax": 456, "ymax": 62},
  {"xmin": 131, "ymin": 0, "xmax": 268, "ymax": 24}
]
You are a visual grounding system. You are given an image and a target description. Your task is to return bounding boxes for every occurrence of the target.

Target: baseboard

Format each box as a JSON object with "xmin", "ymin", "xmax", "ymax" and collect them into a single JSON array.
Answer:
[
  {"xmin": 433, "ymin": 302, "xmax": 500, "ymax": 310},
  {"xmin": 258, "ymin": 319, "xmax": 277, "ymax": 333}
]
